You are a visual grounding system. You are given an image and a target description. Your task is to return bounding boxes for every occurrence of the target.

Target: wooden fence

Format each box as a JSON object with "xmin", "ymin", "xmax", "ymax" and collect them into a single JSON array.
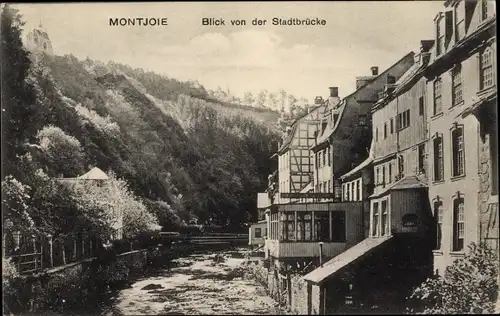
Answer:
[{"xmin": 3, "ymin": 232, "xmax": 100, "ymax": 274}]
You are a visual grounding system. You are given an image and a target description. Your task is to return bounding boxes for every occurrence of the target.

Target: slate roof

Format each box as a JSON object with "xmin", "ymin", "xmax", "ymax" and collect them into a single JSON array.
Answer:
[
  {"xmin": 369, "ymin": 175, "xmax": 427, "ymax": 198},
  {"xmin": 303, "ymin": 235, "xmax": 393, "ymax": 284}
]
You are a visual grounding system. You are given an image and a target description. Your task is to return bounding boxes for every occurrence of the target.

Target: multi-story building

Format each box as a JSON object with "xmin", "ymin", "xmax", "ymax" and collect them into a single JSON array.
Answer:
[
  {"xmin": 369, "ymin": 40, "xmax": 434, "ymax": 242},
  {"xmin": 423, "ymin": 0, "xmax": 497, "ymax": 275},
  {"xmin": 311, "ymin": 54, "xmax": 415, "ymax": 203},
  {"xmin": 301, "ymin": 48, "xmax": 437, "ymax": 314},
  {"xmin": 275, "ymin": 100, "xmax": 326, "ymax": 204}
]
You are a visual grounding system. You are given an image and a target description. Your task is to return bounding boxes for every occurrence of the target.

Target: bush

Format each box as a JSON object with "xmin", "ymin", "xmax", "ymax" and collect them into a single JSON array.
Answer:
[{"xmin": 408, "ymin": 242, "xmax": 499, "ymax": 314}]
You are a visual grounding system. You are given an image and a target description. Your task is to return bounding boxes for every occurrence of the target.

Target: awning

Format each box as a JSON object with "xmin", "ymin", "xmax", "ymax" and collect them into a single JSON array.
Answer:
[
  {"xmin": 303, "ymin": 235, "xmax": 393, "ymax": 285},
  {"xmin": 369, "ymin": 175, "xmax": 427, "ymax": 198}
]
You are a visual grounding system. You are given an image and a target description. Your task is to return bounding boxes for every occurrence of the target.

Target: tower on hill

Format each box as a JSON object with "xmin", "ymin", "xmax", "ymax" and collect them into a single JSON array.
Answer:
[{"xmin": 25, "ymin": 22, "xmax": 53, "ymax": 54}]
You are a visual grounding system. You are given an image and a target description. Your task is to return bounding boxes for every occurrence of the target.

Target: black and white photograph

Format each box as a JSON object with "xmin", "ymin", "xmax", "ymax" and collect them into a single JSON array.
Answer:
[{"xmin": 1, "ymin": 1, "xmax": 498, "ymax": 315}]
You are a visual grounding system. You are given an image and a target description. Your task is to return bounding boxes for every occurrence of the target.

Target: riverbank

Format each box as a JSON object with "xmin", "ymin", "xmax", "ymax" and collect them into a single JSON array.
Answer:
[{"xmin": 103, "ymin": 249, "xmax": 284, "ymax": 315}]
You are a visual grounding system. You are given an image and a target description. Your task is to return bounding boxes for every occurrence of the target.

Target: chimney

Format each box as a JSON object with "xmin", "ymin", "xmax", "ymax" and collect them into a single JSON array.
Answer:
[
  {"xmin": 329, "ymin": 87, "xmax": 339, "ymax": 98},
  {"xmin": 370, "ymin": 66, "xmax": 379, "ymax": 76}
]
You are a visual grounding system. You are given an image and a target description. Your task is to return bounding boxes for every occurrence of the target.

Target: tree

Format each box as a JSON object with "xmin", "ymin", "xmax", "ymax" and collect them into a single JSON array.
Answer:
[
  {"xmin": 243, "ymin": 92, "xmax": 255, "ymax": 107},
  {"xmin": 1, "ymin": 175, "xmax": 34, "ymax": 234},
  {"xmin": 268, "ymin": 92, "xmax": 278, "ymax": 111},
  {"xmin": 408, "ymin": 242, "xmax": 499, "ymax": 314},
  {"xmin": 35, "ymin": 125, "xmax": 85, "ymax": 177},
  {"xmin": 1, "ymin": 4, "xmax": 38, "ymax": 177},
  {"xmin": 256, "ymin": 90, "xmax": 268, "ymax": 108}
]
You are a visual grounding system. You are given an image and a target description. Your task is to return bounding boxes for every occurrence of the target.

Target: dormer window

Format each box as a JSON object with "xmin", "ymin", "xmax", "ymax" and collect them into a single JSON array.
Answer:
[
  {"xmin": 455, "ymin": 3, "xmax": 465, "ymax": 42},
  {"xmin": 481, "ymin": 0, "xmax": 488, "ymax": 21},
  {"xmin": 436, "ymin": 15, "xmax": 445, "ymax": 56}
]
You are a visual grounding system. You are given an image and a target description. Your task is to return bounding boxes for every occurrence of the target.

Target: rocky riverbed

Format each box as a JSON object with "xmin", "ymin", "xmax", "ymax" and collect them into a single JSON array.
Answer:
[{"xmin": 103, "ymin": 249, "xmax": 282, "ymax": 315}]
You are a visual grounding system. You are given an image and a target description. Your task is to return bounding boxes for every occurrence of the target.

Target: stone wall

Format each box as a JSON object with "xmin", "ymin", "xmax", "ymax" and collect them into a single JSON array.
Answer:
[
  {"xmin": 4, "ymin": 249, "xmax": 150, "ymax": 314},
  {"xmin": 311, "ymin": 283, "xmax": 322, "ymax": 314},
  {"xmin": 290, "ymin": 275, "xmax": 308, "ymax": 314}
]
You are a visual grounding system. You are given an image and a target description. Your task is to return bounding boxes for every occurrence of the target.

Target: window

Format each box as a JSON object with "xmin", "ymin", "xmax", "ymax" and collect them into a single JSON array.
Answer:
[
  {"xmin": 357, "ymin": 179, "xmax": 362, "ymax": 201},
  {"xmin": 388, "ymin": 163, "xmax": 392, "ymax": 183},
  {"xmin": 314, "ymin": 212, "xmax": 330, "ymax": 241},
  {"xmin": 482, "ymin": 0, "xmax": 488, "ymax": 21},
  {"xmin": 286, "ymin": 213, "xmax": 295, "ymax": 240},
  {"xmin": 375, "ymin": 127, "xmax": 379, "ymax": 142},
  {"xmin": 382, "ymin": 165, "xmax": 386, "ymax": 185},
  {"xmin": 419, "ymin": 96, "xmax": 424, "ymax": 116},
  {"xmin": 320, "ymin": 183, "xmax": 323, "ymax": 193},
  {"xmin": 381, "ymin": 200, "xmax": 388, "ymax": 236},
  {"xmin": 398, "ymin": 155, "xmax": 405, "ymax": 178},
  {"xmin": 319, "ymin": 152, "xmax": 322, "ymax": 167},
  {"xmin": 327, "ymin": 147, "xmax": 331, "ymax": 166},
  {"xmin": 453, "ymin": 197, "xmax": 465, "ymax": 251},
  {"xmin": 452, "ymin": 126, "xmax": 465, "ymax": 177},
  {"xmin": 331, "ymin": 211, "xmax": 346, "ymax": 242},
  {"xmin": 480, "ymin": 48, "xmax": 494, "ymax": 90},
  {"xmin": 390, "ymin": 118, "xmax": 394, "ymax": 134},
  {"xmin": 435, "ymin": 200, "xmax": 443, "ymax": 250},
  {"xmin": 398, "ymin": 110, "xmax": 410, "ymax": 130},
  {"xmin": 437, "ymin": 19, "xmax": 444, "ymax": 56},
  {"xmin": 433, "ymin": 78, "xmax": 442, "ymax": 115},
  {"xmin": 255, "ymin": 228, "xmax": 262, "ymax": 238},
  {"xmin": 372, "ymin": 203, "xmax": 379, "ymax": 237},
  {"xmin": 296, "ymin": 213, "xmax": 312, "ymax": 241},
  {"xmin": 328, "ymin": 180, "xmax": 331, "ymax": 193},
  {"xmin": 451, "ymin": 67, "xmax": 463, "ymax": 106},
  {"xmin": 455, "ymin": 5, "xmax": 465, "ymax": 42},
  {"xmin": 376, "ymin": 168, "xmax": 380, "ymax": 185},
  {"xmin": 351, "ymin": 182, "xmax": 355, "ymax": 200},
  {"xmin": 384, "ymin": 122, "xmax": 387, "ymax": 139},
  {"xmin": 358, "ymin": 115, "xmax": 367, "ymax": 126},
  {"xmin": 433, "ymin": 136, "xmax": 444, "ymax": 181},
  {"xmin": 418, "ymin": 144, "xmax": 426, "ymax": 174}
]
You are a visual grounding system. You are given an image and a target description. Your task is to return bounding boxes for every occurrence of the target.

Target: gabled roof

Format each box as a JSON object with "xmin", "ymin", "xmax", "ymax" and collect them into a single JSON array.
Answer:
[
  {"xmin": 78, "ymin": 167, "xmax": 109, "ymax": 180},
  {"xmin": 314, "ymin": 100, "xmax": 347, "ymax": 147},
  {"xmin": 372, "ymin": 55, "xmax": 429, "ymax": 112},
  {"xmin": 277, "ymin": 105, "xmax": 324, "ymax": 154},
  {"xmin": 314, "ymin": 52, "xmax": 415, "ymax": 147},
  {"xmin": 369, "ymin": 175, "xmax": 427, "ymax": 198},
  {"xmin": 303, "ymin": 235, "xmax": 393, "ymax": 284}
]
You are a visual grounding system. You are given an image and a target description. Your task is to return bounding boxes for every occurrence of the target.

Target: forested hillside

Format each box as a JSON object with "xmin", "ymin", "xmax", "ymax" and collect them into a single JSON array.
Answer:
[{"xmin": 1, "ymin": 5, "xmax": 281, "ymax": 237}]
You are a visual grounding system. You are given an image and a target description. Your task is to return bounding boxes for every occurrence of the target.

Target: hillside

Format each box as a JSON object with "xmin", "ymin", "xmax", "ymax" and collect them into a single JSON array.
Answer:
[{"xmin": 2, "ymin": 7, "xmax": 281, "ymax": 234}]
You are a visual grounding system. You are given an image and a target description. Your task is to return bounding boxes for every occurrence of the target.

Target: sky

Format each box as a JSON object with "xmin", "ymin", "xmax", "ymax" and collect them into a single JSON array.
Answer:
[{"xmin": 14, "ymin": 1, "xmax": 445, "ymax": 103}]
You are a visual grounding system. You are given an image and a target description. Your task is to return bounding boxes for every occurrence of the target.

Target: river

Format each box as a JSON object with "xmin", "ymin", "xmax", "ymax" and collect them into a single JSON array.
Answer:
[{"xmin": 102, "ymin": 249, "xmax": 282, "ymax": 315}]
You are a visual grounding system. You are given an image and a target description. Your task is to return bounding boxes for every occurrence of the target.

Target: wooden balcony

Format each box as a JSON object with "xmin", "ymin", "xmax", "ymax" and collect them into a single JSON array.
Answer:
[{"xmin": 265, "ymin": 201, "xmax": 369, "ymax": 259}]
